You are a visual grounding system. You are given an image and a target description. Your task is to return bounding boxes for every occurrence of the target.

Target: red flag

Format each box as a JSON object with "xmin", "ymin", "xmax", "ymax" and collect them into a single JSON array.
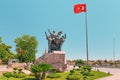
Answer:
[{"xmin": 74, "ymin": 4, "xmax": 86, "ymax": 14}]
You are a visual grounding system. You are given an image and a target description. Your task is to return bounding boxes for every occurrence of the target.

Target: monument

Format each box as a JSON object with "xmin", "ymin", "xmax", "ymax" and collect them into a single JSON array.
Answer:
[
  {"xmin": 45, "ymin": 29, "xmax": 66, "ymax": 53},
  {"xmin": 36, "ymin": 29, "xmax": 67, "ymax": 72}
]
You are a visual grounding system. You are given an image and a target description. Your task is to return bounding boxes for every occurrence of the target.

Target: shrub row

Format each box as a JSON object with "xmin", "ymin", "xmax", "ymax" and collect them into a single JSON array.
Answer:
[{"xmin": 3, "ymin": 72, "xmax": 26, "ymax": 78}]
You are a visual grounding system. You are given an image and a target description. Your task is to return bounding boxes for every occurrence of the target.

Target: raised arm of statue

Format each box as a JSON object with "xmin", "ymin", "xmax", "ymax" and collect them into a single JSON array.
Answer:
[
  {"xmin": 64, "ymin": 34, "xmax": 66, "ymax": 39},
  {"xmin": 45, "ymin": 32, "xmax": 48, "ymax": 39},
  {"xmin": 48, "ymin": 29, "xmax": 57, "ymax": 39},
  {"xmin": 48, "ymin": 29, "xmax": 52, "ymax": 35}
]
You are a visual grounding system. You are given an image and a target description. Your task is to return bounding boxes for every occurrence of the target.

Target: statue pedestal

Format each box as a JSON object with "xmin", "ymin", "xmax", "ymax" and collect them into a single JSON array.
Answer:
[{"xmin": 36, "ymin": 51, "xmax": 67, "ymax": 72}]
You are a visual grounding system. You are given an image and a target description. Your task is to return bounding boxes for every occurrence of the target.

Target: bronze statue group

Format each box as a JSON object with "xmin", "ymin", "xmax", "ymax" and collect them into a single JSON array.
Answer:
[{"xmin": 45, "ymin": 29, "xmax": 66, "ymax": 53}]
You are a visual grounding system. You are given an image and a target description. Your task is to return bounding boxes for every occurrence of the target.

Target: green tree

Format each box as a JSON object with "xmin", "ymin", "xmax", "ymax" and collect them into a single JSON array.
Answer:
[
  {"xmin": 31, "ymin": 63, "xmax": 52, "ymax": 80},
  {"xmin": 74, "ymin": 59, "xmax": 86, "ymax": 68},
  {"xmin": 0, "ymin": 37, "xmax": 14, "ymax": 64},
  {"xmin": 108, "ymin": 60, "xmax": 114, "ymax": 66},
  {"xmin": 104, "ymin": 59, "xmax": 108, "ymax": 63},
  {"xmin": 97, "ymin": 60, "xmax": 102, "ymax": 65},
  {"xmin": 14, "ymin": 35, "xmax": 38, "ymax": 63}
]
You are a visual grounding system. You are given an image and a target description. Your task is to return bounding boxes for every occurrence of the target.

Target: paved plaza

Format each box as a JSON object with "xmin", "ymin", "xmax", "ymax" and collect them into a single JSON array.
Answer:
[
  {"xmin": 95, "ymin": 67, "xmax": 120, "ymax": 80},
  {"xmin": 0, "ymin": 65, "xmax": 31, "ymax": 75},
  {"xmin": 0, "ymin": 65, "xmax": 12, "ymax": 72}
]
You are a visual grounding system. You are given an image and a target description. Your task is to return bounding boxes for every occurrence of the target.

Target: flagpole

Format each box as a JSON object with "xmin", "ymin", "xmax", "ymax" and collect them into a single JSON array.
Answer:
[
  {"xmin": 74, "ymin": 3, "xmax": 89, "ymax": 65},
  {"xmin": 113, "ymin": 38, "xmax": 115, "ymax": 64},
  {"xmin": 85, "ymin": 6, "xmax": 89, "ymax": 65}
]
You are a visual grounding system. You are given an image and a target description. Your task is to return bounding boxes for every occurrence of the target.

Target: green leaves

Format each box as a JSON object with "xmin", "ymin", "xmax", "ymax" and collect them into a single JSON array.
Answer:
[
  {"xmin": 14, "ymin": 35, "xmax": 38, "ymax": 63},
  {"xmin": 31, "ymin": 64, "xmax": 42, "ymax": 73},
  {"xmin": 74, "ymin": 59, "xmax": 86, "ymax": 68},
  {"xmin": 31, "ymin": 63, "xmax": 52, "ymax": 73},
  {"xmin": 3, "ymin": 72, "xmax": 13, "ymax": 79},
  {"xmin": 0, "ymin": 37, "xmax": 14, "ymax": 64},
  {"xmin": 31, "ymin": 63, "xmax": 52, "ymax": 80}
]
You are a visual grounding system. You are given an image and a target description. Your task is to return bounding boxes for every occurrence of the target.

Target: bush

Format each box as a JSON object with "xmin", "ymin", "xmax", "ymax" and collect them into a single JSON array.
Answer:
[
  {"xmin": 51, "ymin": 68, "xmax": 57, "ymax": 73},
  {"xmin": 3, "ymin": 72, "xmax": 26, "ymax": 79},
  {"xmin": 86, "ymin": 66, "xmax": 92, "ymax": 72},
  {"xmin": 69, "ymin": 70, "xmax": 75, "ymax": 75},
  {"xmin": 18, "ymin": 68, "xmax": 23, "ymax": 74},
  {"xmin": 66, "ymin": 74, "xmax": 81, "ymax": 80},
  {"xmin": 3, "ymin": 72, "xmax": 13, "ymax": 78},
  {"xmin": 81, "ymin": 66, "xmax": 94, "ymax": 77},
  {"xmin": 82, "ymin": 66, "xmax": 92, "ymax": 72},
  {"xmin": 13, "ymin": 67, "xmax": 18, "ymax": 73},
  {"xmin": 88, "ymin": 73, "xmax": 94, "ymax": 76},
  {"xmin": 12, "ymin": 73, "xmax": 26, "ymax": 78},
  {"xmin": 81, "ymin": 70, "xmax": 89, "ymax": 76},
  {"xmin": 30, "ymin": 63, "xmax": 52, "ymax": 80},
  {"xmin": 47, "ymin": 73, "xmax": 61, "ymax": 78}
]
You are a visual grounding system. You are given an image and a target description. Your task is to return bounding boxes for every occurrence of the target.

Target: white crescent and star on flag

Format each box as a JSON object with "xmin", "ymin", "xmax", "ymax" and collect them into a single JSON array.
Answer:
[
  {"xmin": 78, "ymin": 6, "xmax": 84, "ymax": 10},
  {"xmin": 74, "ymin": 4, "xmax": 86, "ymax": 13}
]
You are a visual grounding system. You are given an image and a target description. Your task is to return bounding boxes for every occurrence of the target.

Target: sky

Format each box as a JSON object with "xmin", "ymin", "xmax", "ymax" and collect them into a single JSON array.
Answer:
[{"xmin": 0, "ymin": 0, "xmax": 120, "ymax": 60}]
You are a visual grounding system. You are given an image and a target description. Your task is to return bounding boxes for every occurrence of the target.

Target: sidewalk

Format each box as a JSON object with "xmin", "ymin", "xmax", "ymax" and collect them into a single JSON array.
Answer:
[
  {"xmin": 0, "ymin": 65, "xmax": 31, "ymax": 75},
  {"xmin": 95, "ymin": 67, "xmax": 120, "ymax": 80}
]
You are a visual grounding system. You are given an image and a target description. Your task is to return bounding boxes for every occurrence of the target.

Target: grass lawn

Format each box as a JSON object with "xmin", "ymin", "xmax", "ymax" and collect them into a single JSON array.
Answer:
[
  {"xmin": 86, "ymin": 71, "xmax": 111, "ymax": 80},
  {"xmin": 0, "ymin": 70, "xmax": 111, "ymax": 80},
  {"xmin": 46, "ymin": 70, "xmax": 111, "ymax": 80},
  {"xmin": 0, "ymin": 75, "xmax": 35, "ymax": 80}
]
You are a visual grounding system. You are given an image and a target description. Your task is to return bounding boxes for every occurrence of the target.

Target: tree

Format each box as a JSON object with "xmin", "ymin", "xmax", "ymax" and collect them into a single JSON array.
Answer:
[
  {"xmin": 104, "ymin": 59, "xmax": 108, "ymax": 63},
  {"xmin": 108, "ymin": 60, "xmax": 114, "ymax": 66},
  {"xmin": 14, "ymin": 35, "xmax": 38, "ymax": 63},
  {"xmin": 74, "ymin": 59, "xmax": 86, "ymax": 68},
  {"xmin": 97, "ymin": 60, "xmax": 102, "ymax": 65},
  {"xmin": 31, "ymin": 63, "xmax": 52, "ymax": 80},
  {"xmin": 0, "ymin": 37, "xmax": 14, "ymax": 64}
]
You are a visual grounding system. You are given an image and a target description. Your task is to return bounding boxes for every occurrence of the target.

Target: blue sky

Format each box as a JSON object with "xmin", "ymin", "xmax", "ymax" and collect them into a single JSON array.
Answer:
[{"xmin": 0, "ymin": 0, "xmax": 120, "ymax": 60}]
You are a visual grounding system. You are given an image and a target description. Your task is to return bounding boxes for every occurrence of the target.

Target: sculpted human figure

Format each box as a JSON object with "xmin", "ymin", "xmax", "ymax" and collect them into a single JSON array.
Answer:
[
  {"xmin": 45, "ymin": 29, "xmax": 66, "ymax": 53},
  {"xmin": 45, "ymin": 32, "xmax": 52, "ymax": 52},
  {"xmin": 58, "ymin": 34, "xmax": 66, "ymax": 50},
  {"xmin": 48, "ymin": 29, "xmax": 56, "ymax": 39},
  {"xmin": 48, "ymin": 29, "xmax": 62, "ymax": 39}
]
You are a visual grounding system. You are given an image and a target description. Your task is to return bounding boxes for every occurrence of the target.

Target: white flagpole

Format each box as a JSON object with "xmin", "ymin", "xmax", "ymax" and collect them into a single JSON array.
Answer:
[
  {"xmin": 85, "ymin": 5, "xmax": 89, "ymax": 65},
  {"xmin": 113, "ymin": 38, "xmax": 115, "ymax": 62}
]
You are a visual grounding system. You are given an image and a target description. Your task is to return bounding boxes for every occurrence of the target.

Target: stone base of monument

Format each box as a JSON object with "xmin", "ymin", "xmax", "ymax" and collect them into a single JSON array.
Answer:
[{"xmin": 36, "ymin": 51, "xmax": 67, "ymax": 72}]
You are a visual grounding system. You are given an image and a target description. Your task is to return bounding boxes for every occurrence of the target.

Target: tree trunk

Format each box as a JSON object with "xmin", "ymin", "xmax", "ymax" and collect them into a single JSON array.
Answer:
[
  {"xmin": 41, "ymin": 72, "xmax": 46, "ymax": 80},
  {"xmin": 35, "ymin": 73, "xmax": 41, "ymax": 80},
  {"xmin": 26, "ymin": 62, "xmax": 31, "ymax": 70},
  {"xmin": 83, "ymin": 75, "xmax": 87, "ymax": 80}
]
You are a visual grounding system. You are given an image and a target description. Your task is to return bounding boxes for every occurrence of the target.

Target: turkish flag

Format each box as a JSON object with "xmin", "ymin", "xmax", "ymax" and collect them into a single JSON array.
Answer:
[{"xmin": 74, "ymin": 4, "xmax": 86, "ymax": 14}]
